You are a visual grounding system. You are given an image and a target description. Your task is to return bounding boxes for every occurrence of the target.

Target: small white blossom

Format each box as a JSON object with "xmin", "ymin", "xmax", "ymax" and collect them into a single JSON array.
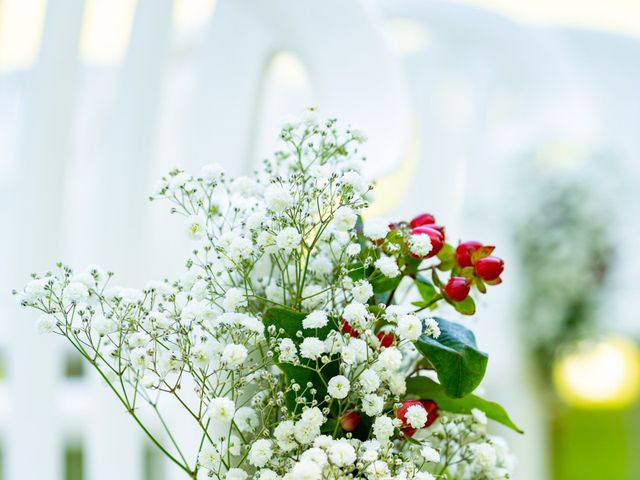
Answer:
[
  {"xmin": 363, "ymin": 220, "xmax": 389, "ymax": 241},
  {"xmin": 333, "ymin": 207, "xmax": 357, "ymax": 231},
  {"xmin": 276, "ymin": 227, "xmax": 302, "ymax": 251},
  {"xmin": 421, "ymin": 445, "xmax": 441, "ymax": 463},
  {"xmin": 405, "ymin": 404, "xmax": 428, "ymax": 429},
  {"xmin": 264, "ymin": 184, "xmax": 293, "ymax": 212},
  {"xmin": 374, "ymin": 255, "xmax": 400, "ymax": 278},
  {"xmin": 424, "ymin": 317, "xmax": 441, "ymax": 338},
  {"xmin": 222, "ymin": 344, "xmax": 248, "ymax": 368},
  {"xmin": 303, "ymin": 311, "xmax": 329, "ymax": 329},
  {"xmin": 397, "ymin": 314, "xmax": 422, "ymax": 341},
  {"xmin": 248, "ymin": 439, "xmax": 273, "ymax": 467},
  {"xmin": 351, "ymin": 280, "xmax": 373, "ymax": 304},
  {"xmin": 327, "ymin": 375, "xmax": 350, "ymax": 399},
  {"xmin": 300, "ymin": 337, "xmax": 326, "ymax": 360},
  {"xmin": 409, "ymin": 233, "xmax": 433, "ymax": 257}
]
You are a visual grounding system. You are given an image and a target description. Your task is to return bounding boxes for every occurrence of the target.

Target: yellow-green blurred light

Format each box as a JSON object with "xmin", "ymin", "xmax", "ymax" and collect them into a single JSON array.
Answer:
[{"xmin": 553, "ymin": 336, "xmax": 640, "ymax": 409}]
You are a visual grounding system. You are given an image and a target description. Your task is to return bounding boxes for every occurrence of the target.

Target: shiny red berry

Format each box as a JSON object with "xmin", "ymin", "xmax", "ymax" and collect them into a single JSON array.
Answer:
[
  {"xmin": 475, "ymin": 256, "xmax": 504, "ymax": 281},
  {"xmin": 377, "ymin": 331, "xmax": 396, "ymax": 348},
  {"xmin": 444, "ymin": 276, "xmax": 471, "ymax": 301},
  {"xmin": 341, "ymin": 319, "xmax": 359, "ymax": 338},
  {"xmin": 420, "ymin": 400, "xmax": 439, "ymax": 427},
  {"xmin": 396, "ymin": 400, "xmax": 428, "ymax": 437},
  {"xmin": 340, "ymin": 411, "xmax": 361, "ymax": 432},
  {"xmin": 455, "ymin": 241, "xmax": 483, "ymax": 267},
  {"xmin": 411, "ymin": 226, "xmax": 445, "ymax": 258},
  {"xmin": 409, "ymin": 213, "xmax": 436, "ymax": 228}
]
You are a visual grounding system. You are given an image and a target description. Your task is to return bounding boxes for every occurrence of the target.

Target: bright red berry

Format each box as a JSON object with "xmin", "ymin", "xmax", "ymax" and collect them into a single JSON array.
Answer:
[
  {"xmin": 409, "ymin": 213, "xmax": 436, "ymax": 228},
  {"xmin": 444, "ymin": 276, "xmax": 471, "ymax": 301},
  {"xmin": 395, "ymin": 400, "xmax": 428, "ymax": 437},
  {"xmin": 411, "ymin": 226, "xmax": 445, "ymax": 258},
  {"xmin": 475, "ymin": 256, "xmax": 504, "ymax": 281},
  {"xmin": 341, "ymin": 319, "xmax": 359, "ymax": 338},
  {"xmin": 376, "ymin": 331, "xmax": 396, "ymax": 348},
  {"xmin": 420, "ymin": 400, "xmax": 439, "ymax": 427},
  {"xmin": 455, "ymin": 241, "xmax": 483, "ymax": 267},
  {"xmin": 340, "ymin": 411, "xmax": 361, "ymax": 432}
]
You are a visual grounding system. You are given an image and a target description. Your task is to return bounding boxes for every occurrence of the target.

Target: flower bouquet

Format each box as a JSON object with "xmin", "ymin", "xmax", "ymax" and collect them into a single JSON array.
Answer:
[{"xmin": 16, "ymin": 114, "xmax": 519, "ymax": 479}]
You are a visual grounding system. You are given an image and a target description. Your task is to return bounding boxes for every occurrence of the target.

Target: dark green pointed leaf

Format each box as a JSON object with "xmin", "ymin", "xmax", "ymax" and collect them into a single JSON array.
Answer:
[
  {"xmin": 405, "ymin": 376, "xmax": 523, "ymax": 433},
  {"xmin": 414, "ymin": 318, "xmax": 487, "ymax": 398}
]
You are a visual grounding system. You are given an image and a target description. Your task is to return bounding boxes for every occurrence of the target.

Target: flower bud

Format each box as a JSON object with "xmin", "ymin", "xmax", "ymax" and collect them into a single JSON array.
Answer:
[
  {"xmin": 444, "ymin": 277, "xmax": 471, "ymax": 302},
  {"xmin": 475, "ymin": 256, "xmax": 504, "ymax": 281},
  {"xmin": 409, "ymin": 213, "xmax": 436, "ymax": 228},
  {"xmin": 455, "ymin": 241, "xmax": 483, "ymax": 267},
  {"xmin": 340, "ymin": 411, "xmax": 361, "ymax": 432}
]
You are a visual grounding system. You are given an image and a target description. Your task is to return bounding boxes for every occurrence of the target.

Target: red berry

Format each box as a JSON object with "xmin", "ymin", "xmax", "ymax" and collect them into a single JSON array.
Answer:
[
  {"xmin": 420, "ymin": 400, "xmax": 439, "ymax": 427},
  {"xmin": 409, "ymin": 213, "xmax": 436, "ymax": 228},
  {"xmin": 411, "ymin": 226, "xmax": 445, "ymax": 258},
  {"xmin": 455, "ymin": 241, "xmax": 483, "ymax": 267},
  {"xmin": 444, "ymin": 277, "xmax": 471, "ymax": 301},
  {"xmin": 341, "ymin": 319, "xmax": 359, "ymax": 338},
  {"xmin": 395, "ymin": 400, "xmax": 428, "ymax": 437},
  {"xmin": 475, "ymin": 256, "xmax": 504, "ymax": 281},
  {"xmin": 376, "ymin": 331, "xmax": 396, "ymax": 348},
  {"xmin": 340, "ymin": 411, "xmax": 361, "ymax": 432}
]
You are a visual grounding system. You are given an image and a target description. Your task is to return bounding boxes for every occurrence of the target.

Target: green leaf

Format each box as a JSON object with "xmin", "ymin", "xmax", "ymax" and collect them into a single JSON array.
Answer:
[
  {"xmin": 437, "ymin": 244, "xmax": 456, "ymax": 271},
  {"xmin": 405, "ymin": 376, "xmax": 523, "ymax": 433},
  {"xmin": 414, "ymin": 318, "xmax": 488, "ymax": 398},
  {"xmin": 263, "ymin": 307, "xmax": 340, "ymax": 414},
  {"xmin": 372, "ymin": 275, "xmax": 402, "ymax": 294},
  {"xmin": 263, "ymin": 307, "xmax": 335, "ymax": 342},
  {"xmin": 415, "ymin": 274, "xmax": 437, "ymax": 302},
  {"xmin": 451, "ymin": 295, "xmax": 476, "ymax": 315}
]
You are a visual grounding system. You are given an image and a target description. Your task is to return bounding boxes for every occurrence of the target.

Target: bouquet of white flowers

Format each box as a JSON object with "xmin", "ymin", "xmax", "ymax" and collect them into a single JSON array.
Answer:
[{"xmin": 16, "ymin": 114, "xmax": 519, "ymax": 480}]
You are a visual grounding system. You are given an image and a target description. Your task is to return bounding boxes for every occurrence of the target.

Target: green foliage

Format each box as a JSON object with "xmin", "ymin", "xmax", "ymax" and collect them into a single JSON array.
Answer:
[
  {"xmin": 406, "ymin": 376, "xmax": 523, "ymax": 433},
  {"xmin": 414, "ymin": 318, "xmax": 487, "ymax": 398}
]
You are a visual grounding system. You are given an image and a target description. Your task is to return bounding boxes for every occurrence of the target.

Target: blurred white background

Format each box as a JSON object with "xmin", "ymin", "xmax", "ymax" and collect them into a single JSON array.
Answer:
[{"xmin": 1, "ymin": 1, "xmax": 639, "ymax": 479}]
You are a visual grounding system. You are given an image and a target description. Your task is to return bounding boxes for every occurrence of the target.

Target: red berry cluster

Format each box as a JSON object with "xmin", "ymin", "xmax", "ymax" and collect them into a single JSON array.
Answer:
[
  {"xmin": 395, "ymin": 399, "xmax": 439, "ymax": 437},
  {"xmin": 406, "ymin": 213, "xmax": 504, "ymax": 304}
]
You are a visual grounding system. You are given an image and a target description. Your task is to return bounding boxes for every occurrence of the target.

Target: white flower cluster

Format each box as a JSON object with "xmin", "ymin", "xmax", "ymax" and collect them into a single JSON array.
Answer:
[{"xmin": 16, "ymin": 114, "xmax": 513, "ymax": 480}]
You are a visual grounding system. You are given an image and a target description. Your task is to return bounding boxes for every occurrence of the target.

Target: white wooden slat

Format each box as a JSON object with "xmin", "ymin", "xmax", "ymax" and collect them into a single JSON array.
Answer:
[
  {"xmin": 5, "ymin": 1, "xmax": 86, "ymax": 480},
  {"xmin": 186, "ymin": 0, "xmax": 410, "ymax": 180},
  {"xmin": 84, "ymin": 1, "xmax": 174, "ymax": 479}
]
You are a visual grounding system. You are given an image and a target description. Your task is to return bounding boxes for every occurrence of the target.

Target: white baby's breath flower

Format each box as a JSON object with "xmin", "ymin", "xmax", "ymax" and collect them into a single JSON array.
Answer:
[
  {"xmin": 472, "ymin": 408, "xmax": 488, "ymax": 425},
  {"xmin": 351, "ymin": 280, "xmax": 373, "ymax": 303},
  {"xmin": 421, "ymin": 445, "xmax": 441, "ymax": 463},
  {"xmin": 303, "ymin": 310, "xmax": 329, "ymax": 329},
  {"xmin": 375, "ymin": 255, "xmax": 400, "ymax": 278},
  {"xmin": 363, "ymin": 220, "xmax": 389, "ymax": 241},
  {"xmin": 372, "ymin": 416, "xmax": 395, "ymax": 441},
  {"xmin": 359, "ymin": 368, "xmax": 381, "ymax": 393},
  {"xmin": 300, "ymin": 337, "xmax": 326, "ymax": 360},
  {"xmin": 342, "ymin": 302, "xmax": 369, "ymax": 325},
  {"xmin": 222, "ymin": 344, "xmax": 248, "ymax": 368},
  {"xmin": 405, "ymin": 404, "xmax": 428, "ymax": 429},
  {"xmin": 327, "ymin": 375, "xmax": 350, "ymax": 399},
  {"xmin": 362, "ymin": 393, "xmax": 384, "ymax": 416},
  {"xmin": 209, "ymin": 397, "xmax": 235, "ymax": 423},
  {"xmin": 64, "ymin": 282, "xmax": 89, "ymax": 303},
  {"xmin": 35, "ymin": 314, "xmax": 56, "ymax": 333},
  {"xmin": 276, "ymin": 227, "xmax": 302, "ymax": 251},
  {"xmin": 223, "ymin": 287, "xmax": 247, "ymax": 312},
  {"xmin": 328, "ymin": 441, "xmax": 356, "ymax": 467},
  {"xmin": 424, "ymin": 317, "xmax": 441, "ymax": 338},
  {"xmin": 200, "ymin": 162, "xmax": 224, "ymax": 181},
  {"xmin": 248, "ymin": 439, "xmax": 273, "ymax": 467},
  {"xmin": 346, "ymin": 243, "xmax": 361, "ymax": 256},
  {"xmin": 409, "ymin": 233, "xmax": 433, "ymax": 257},
  {"xmin": 397, "ymin": 314, "xmax": 422, "ymax": 341},
  {"xmin": 185, "ymin": 215, "xmax": 206, "ymax": 240},
  {"xmin": 264, "ymin": 184, "xmax": 293, "ymax": 212},
  {"xmin": 291, "ymin": 460, "xmax": 322, "ymax": 480},
  {"xmin": 333, "ymin": 207, "xmax": 357, "ymax": 231}
]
